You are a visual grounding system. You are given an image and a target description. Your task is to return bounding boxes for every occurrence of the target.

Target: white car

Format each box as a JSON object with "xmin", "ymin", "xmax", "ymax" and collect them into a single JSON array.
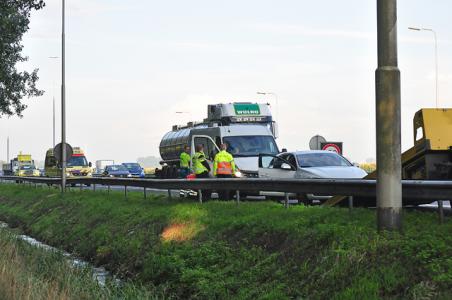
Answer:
[{"xmin": 258, "ymin": 150, "xmax": 367, "ymax": 204}]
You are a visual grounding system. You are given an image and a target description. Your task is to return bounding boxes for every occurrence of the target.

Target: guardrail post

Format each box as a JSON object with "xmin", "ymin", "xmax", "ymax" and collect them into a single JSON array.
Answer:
[
  {"xmin": 438, "ymin": 200, "xmax": 445, "ymax": 224},
  {"xmin": 168, "ymin": 189, "xmax": 172, "ymax": 200},
  {"xmin": 124, "ymin": 185, "xmax": 128, "ymax": 199},
  {"xmin": 93, "ymin": 184, "xmax": 96, "ymax": 192},
  {"xmin": 284, "ymin": 193, "xmax": 289, "ymax": 209},
  {"xmin": 107, "ymin": 185, "xmax": 110, "ymax": 194},
  {"xmin": 198, "ymin": 190, "xmax": 203, "ymax": 204},
  {"xmin": 348, "ymin": 196, "xmax": 354, "ymax": 212},
  {"xmin": 236, "ymin": 190, "xmax": 240, "ymax": 205},
  {"xmin": 143, "ymin": 187, "xmax": 146, "ymax": 199}
]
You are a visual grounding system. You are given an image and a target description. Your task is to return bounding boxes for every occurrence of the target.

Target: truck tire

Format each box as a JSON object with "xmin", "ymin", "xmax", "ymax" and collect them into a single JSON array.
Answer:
[
  {"xmin": 161, "ymin": 166, "xmax": 168, "ymax": 179},
  {"xmin": 167, "ymin": 166, "xmax": 175, "ymax": 179},
  {"xmin": 171, "ymin": 166, "xmax": 178, "ymax": 178}
]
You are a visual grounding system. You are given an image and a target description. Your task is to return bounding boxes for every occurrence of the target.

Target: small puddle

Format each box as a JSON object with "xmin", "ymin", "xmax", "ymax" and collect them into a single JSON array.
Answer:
[{"xmin": 0, "ymin": 222, "xmax": 118, "ymax": 287}]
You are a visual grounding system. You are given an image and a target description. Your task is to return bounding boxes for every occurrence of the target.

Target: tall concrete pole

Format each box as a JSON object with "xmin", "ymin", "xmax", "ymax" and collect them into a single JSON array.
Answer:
[
  {"xmin": 48, "ymin": 56, "xmax": 58, "ymax": 148},
  {"xmin": 7, "ymin": 136, "xmax": 9, "ymax": 162},
  {"xmin": 53, "ymin": 96, "xmax": 56, "ymax": 148},
  {"xmin": 61, "ymin": 0, "xmax": 67, "ymax": 192},
  {"xmin": 376, "ymin": 0, "xmax": 402, "ymax": 231}
]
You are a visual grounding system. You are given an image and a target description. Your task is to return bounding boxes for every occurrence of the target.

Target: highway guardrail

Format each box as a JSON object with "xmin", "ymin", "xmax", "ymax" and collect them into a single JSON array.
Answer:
[{"xmin": 1, "ymin": 176, "xmax": 451, "ymax": 203}]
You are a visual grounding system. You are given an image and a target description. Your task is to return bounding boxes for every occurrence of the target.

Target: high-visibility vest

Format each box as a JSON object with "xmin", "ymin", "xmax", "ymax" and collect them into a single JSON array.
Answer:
[
  {"xmin": 180, "ymin": 152, "xmax": 191, "ymax": 168},
  {"xmin": 214, "ymin": 150, "xmax": 236, "ymax": 176},
  {"xmin": 192, "ymin": 151, "xmax": 208, "ymax": 175}
]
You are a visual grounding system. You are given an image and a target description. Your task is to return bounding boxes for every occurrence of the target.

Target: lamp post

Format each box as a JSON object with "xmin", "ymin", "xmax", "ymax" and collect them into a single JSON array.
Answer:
[
  {"xmin": 7, "ymin": 136, "xmax": 9, "ymax": 163},
  {"xmin": 408, "ymin": 27, "xmax": 439, "ymax": 108},
  {"xmin": 256, "ymin": 92, "xmax": 279, "ymax": 121},
  {"xmin": 61, "ymin": 0, "xmax": 67, "ymax": 192},
  {"xmin": 376, "ymin": 0, "xmax": 402, "ymax": 231},
  {"xmin": 48, "ymin": 56, "xmax": 59, "ymax": 148}
]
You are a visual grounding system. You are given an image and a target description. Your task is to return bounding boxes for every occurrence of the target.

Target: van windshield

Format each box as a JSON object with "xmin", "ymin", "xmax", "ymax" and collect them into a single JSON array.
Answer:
[
  {"xmin": 223, "ymin": 135, "xmax": 278, "ymax": 157},
  {"xmin": 68, "ymin": 156, "xmax": 88, "ymax": 167}
]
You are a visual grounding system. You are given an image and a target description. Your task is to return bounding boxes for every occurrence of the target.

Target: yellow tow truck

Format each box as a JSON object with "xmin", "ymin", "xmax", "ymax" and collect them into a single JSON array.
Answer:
[
  {"xmin": 45, "ymin": 147, "xmax": 93, "ymax": 177},
  {"xmin": 326, "ymin": 108, "xmax": 452, "ymax": 206}
]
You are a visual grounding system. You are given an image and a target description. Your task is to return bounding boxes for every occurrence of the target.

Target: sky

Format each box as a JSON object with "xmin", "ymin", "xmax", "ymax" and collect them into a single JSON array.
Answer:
[{"xmin": 1, "ymin": 0, "xmax": 451, "ymax": 164}]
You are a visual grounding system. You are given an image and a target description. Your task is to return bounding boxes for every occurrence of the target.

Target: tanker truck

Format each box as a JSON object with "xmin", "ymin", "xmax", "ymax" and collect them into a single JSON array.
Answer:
[{"xmin": 158, "ymin": 102, "xmax": 279, "ymax": 179}]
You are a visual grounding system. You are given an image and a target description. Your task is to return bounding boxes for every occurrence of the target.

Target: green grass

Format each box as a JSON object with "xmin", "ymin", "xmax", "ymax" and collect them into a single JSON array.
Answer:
[
  {"xmin": 0, "ymin": 225, "xmax": 158, "ymax": 300},
  {"xmin": 0, "ymin": 183, "xmax": 451, "ymax": 299}
]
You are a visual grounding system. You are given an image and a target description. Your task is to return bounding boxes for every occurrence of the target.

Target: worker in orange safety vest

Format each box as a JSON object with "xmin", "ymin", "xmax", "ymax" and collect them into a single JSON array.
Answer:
[{"xmin": 213, "ymin": 143, "xmax": 237, "ymax": 200}]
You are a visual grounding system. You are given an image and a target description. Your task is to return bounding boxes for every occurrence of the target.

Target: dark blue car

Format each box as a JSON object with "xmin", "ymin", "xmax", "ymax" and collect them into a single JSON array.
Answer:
[
  {"xmin": 122, "ymin": 162, "xmax": 145, "ymax": 178},
  {"xmin": 103, "ymin": 165, "xmax": 132, "ymax": 178}
]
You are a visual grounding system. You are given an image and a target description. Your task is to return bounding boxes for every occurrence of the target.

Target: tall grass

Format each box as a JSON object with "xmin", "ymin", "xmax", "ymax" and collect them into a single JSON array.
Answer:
[{"xmin": 0, "ymin": 227, "xmax": 157, "ymax": 300}]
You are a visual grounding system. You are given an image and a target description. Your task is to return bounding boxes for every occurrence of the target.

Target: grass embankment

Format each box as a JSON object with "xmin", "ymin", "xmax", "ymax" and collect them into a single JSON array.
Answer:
[
  {"xmin": 0, "ymin": 184, "xmax": 451, "ymax": 299},
  {"xmin": 0, "ymin": 226, "xmax": 155, "ymax": 299}
]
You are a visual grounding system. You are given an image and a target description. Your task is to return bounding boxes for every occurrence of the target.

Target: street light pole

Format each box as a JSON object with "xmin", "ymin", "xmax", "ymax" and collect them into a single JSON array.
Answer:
[
  {"xmin": 376, "ymin": 0, "xmax": 402, "ymax": 231},
  {"xmin": 53, "ymin": 96, "xmax": 55, "ymax": 148},
  {"xmin": 61, "ymin": 0, "xmax": 67, "ymax": 193},
  {"xmin": 48, "ymin": 56, "xmax": 59, "ymax": 148},
  {"xmin": 7, "ymin": 136, "xmax": 9, "ymax": 163},
  {"xmin": 408, "ymin": 27, "xmax": 439, "ymax": 108}
]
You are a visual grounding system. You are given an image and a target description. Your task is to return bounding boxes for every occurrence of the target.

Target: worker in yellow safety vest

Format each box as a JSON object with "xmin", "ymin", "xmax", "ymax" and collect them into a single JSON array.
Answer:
[
  {"xmin": 213, "ymin": 143, "xmax": 237, "ymax": 200},
  {"xmin": 179, "ymin": 145, "xmax": 191, "ymax": 178},
  {"xmin": 192, "ymin": 144, "xmax": 211, "ymax": 200}
]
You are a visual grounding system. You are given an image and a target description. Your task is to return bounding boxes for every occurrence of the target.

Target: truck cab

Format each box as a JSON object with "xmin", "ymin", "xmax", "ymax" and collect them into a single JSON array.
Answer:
[{"xmin": 158, "ymin": 102, "xmax": 279, "ymax": 178}]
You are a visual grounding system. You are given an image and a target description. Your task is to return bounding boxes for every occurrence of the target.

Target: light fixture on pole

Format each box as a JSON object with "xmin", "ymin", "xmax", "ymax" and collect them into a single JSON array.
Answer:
[
  {"xmin": 408, "ymin": 26, "xmax": 439, "ymax": 108},
  {"xmin": 175, "ymin": 111, "xmax": 192, "ymax": 121}
]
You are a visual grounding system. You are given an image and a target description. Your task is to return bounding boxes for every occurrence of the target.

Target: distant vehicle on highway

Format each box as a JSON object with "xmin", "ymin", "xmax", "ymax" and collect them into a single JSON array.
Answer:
[
  {"xmin": 95, "ymin": 160, "xmax": 115, "ymax": 175},
  {"xmin": 258, "ymin": 150, "xmax": 367, "ymax": 203},
  {"xmin": 17, "ymin": 165, "xmax": 40, "ymax": 177},
  {"xmin": 103, "ymin": 165, "xmax": 132, "ymax": 178},
  {"xmin": 122, "ymin": 163, "xmax": 145, "ymax": 178},
  {"xmin": 2, "ymin": 152, "xmax": 35, "ymax": 176},
  {"xmin": 45, "ymin": 147, "xmax": 92, "ymax": 177}
]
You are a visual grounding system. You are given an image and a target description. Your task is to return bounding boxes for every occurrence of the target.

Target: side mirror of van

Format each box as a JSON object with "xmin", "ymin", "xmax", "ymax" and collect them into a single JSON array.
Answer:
[{"xmin": 89, "ymin": 162, "xmax": 92, "ymax": 167}]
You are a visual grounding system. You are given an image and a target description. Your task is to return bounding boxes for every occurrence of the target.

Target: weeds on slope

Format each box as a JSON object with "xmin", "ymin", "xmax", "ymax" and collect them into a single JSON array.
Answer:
[
  {"xmin": 0, "ymin": 184, "xmax": 451, "ymax": 299},
  {"xmin": 0, "ymin": 226, "xmax": 159, "ymax": 300}
]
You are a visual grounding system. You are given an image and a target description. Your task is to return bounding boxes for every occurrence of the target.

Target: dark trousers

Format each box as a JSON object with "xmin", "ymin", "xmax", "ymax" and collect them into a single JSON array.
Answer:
[
  {"xmin": 216, "ymin": 174, "xmax": 233, "ymax": 200},
  {"xmin": 196, "ymin": 171, "xmax": 211, "ymax": 201},
  {"xmin": 179, "ymin": 167, "xmax": 190, "ymax": 179}
]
